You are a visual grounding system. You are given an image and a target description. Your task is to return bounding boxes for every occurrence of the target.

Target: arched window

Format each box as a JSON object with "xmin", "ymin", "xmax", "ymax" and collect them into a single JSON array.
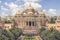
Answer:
[
  {"xmin": 26, "ymin": 21, "xmax": 28, "ymax": 26},
  {"xmin": 32, "ymin": 21, "xmax": 35, "ymax": 26},
  {"xmin": 29, "ymin": 21, "xmax": 31, "ymax": 26},
  {"xmin": 26, "ymin": 21, "xmax": 35, "ymax": 26}
]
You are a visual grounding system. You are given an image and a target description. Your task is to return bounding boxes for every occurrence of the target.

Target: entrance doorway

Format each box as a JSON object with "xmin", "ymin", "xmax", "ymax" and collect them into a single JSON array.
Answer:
[{"xmin": 26, "ymin": 21, "xmax": 36, "ymax": 27}]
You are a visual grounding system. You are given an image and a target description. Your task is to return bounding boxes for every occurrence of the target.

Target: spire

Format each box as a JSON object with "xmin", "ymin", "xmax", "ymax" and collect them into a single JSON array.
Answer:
[
  {"xmin": 27, "ymin": 3, "xmax": 33, "ymax": 9},
  {"xmin": 29, "ymin": 3, "xmax": 32, "ymax": 8},
  {"xmin": 24, "ymin": 3, "xmax": 36, "ymax": 14}
]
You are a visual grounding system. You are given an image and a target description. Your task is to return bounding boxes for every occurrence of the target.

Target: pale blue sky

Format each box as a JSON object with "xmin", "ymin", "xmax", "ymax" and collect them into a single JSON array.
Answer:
[{"xmin": 0, "ymin": 0, "xmax": 60, "ymax": 17}]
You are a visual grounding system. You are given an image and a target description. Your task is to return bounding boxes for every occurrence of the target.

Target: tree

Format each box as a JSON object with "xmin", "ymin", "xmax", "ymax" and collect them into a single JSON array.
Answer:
[
  {"xmin": 50, "ymin": 17, "xmax": 56, "ymax": 23},
  {"xmin": 9, "ymin": 27, "xmax": 22, "ymax": 40},
  {"xmin": 0, "ymin": 35, "xmax": 9, "ymax": 40},
  {"xmin": 38, "ymin": 27, "xmax": 60, "ymax": 40},
  {"xmin": 2, "ymin": 29, "xmax": 15, "ymax": 40},
  {"xmin": 0, "ymin": 28, "xmax": 9, "ymax": 40},
  {"xmin": 38, "ymin": 27, "xmax": 46, "ymax": 34},
  {"xmin": 0, "ymin": 27, "xmax": 23, "ymax": 40}
]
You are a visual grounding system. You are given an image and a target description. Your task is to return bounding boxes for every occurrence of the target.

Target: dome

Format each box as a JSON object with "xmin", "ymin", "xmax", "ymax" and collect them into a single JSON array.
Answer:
[{"xmin": 22, "ymin": 4, "xmax": 38, "ymax": 15}]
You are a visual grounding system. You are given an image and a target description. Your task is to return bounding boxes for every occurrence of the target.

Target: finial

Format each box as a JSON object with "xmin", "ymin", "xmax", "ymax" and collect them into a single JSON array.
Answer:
[
  {"xmin": 29, "ymin": 3, "xmax": 31, "ymax": 7},
  {"xmin": 27, "ymin": 3, "xmax": 33, "ymax": 9}
]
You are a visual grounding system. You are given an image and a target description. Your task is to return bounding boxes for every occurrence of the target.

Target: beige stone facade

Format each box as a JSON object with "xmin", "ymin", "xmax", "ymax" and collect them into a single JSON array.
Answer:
[
  {"xmin": 4, "ymin": 23, "xmax": 13, "ymax": 30},
  {"xmin": 46, "ymin": 17, "xmax": 60, "ymax": 31},
  {"xmin": 13, "ymin": 5, "xmax": 46, "ymax": 30}
]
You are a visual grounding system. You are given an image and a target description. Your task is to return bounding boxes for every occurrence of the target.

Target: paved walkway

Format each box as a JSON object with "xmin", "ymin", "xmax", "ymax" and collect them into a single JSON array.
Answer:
[{"xmin": 18, "ymin": 35, "xmax": 42, "ymax": 40}]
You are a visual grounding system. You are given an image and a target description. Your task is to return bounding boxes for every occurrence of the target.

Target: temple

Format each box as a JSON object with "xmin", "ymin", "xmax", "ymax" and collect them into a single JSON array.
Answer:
[{"xmin": 0, "ymin": 4, "xmax": 60, "ymax": 40}]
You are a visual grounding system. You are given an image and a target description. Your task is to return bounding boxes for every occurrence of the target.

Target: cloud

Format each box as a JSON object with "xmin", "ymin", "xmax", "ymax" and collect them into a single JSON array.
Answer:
[
  {"xmin": 23, "ymin": 0, "xmax": 42, "ymax": 9},
  {"xmin": 0, "ymin": 1, "xmax": 2, "ymax": 3},
  {"xmin": 43, "ymin": 9, "xmax": 57, "ymax": 16},
  {"xmin": 2, "ymin": 12, "xmax": 8, "ymax": 16},
  {"xmin": 0, "ymin": 6, "xmax": 9, "ymax": 17},
  {"xmin": 4, "ymin": 0, "xmax": 42, "ymax": 15},
  {"xmin": 1, "ymin": 6, "xmax": 8, "ymax": 11},
  {"xmin": 31, "ymin": 3, "xmax": 42, "ymax": 9},
  {"xmin": 0, "ymin": 0, "xmax": 42, "ymax": 16},
  {"xmin": 4, "ymin": 2, "xmax": 20, "ymax": 15},
  {"xmin": 7, "ymin": 3, "xmax": 18, "ymax": 9},
  {"xmin": 24, "ymin": 2, "xmax": 42, "ymax": 9},
  {"xmin": 15, "ymin": 0, "xmax": 42, "ymax": 9},
  {"xmin": 43, "ymin": 9, "xmax": 57, "ymax": 15},
  {"xmin": 23, "ymin": 0, "xmax": 40, "ymax": 2},
  {"xmin": 48, "ymin": 9, "xmax": 56, "ymax": 14},
  {"xmin": 4, "ymin": 2, "xmax": 25, "ymax": 15},
  {"xmin": 43, "ymin": 10, "xmax": 46, "ymax": 12},
  {"xmin": 5, "ymin": 2, "xmax": 8, "ymax": 5},
  {"xmin": 1, "ymin": 12, "xmax": 8, "ymax": 17}
]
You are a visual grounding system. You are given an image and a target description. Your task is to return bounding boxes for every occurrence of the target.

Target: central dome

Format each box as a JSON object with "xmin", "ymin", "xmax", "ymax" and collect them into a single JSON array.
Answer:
[{"xmin": 22, "ymin": 4, "xmax": 38, "ymax": 15}]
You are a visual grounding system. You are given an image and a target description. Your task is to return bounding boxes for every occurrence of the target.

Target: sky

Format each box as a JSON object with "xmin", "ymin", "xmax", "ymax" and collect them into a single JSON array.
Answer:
[{"xmin": 0, "ymin": 0, "xmax": 60, "ymax": 17}]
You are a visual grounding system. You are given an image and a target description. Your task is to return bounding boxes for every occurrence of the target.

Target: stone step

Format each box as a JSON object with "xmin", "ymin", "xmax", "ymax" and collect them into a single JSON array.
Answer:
[
  {"xmin": 23, "ymin": 30, "xmax": 37, "ymax": 35},
  {"xmin": 23, "ymin": 27, "xmax": 37, "ymax": 30}
]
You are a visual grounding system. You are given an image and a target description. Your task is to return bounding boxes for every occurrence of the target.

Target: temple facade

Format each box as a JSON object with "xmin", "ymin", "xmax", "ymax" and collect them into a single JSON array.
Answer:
[
  {"xmin": 0, "ymin": 4, "xmax": 60, "ymax": 31},
  {"xmin": 12, "ymin": 4, "xmax": 46, "ymax": 36},
  {"xmin": 13, "ymin": 4, "xmax": 46, "ymax": 29}
]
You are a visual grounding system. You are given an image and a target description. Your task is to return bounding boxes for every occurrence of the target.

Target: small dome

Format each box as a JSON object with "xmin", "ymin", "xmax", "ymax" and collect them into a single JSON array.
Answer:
[
  {"xmin": 14, "ymin": 10, "xmax": 22, "ymax": 17},
  {"xmin": 39, "ymin": 11, "xmax": 45, "ymax": 15},
  {"xmin": 16, "ymin": 10, "xmax": 21, "ymax": 14}
]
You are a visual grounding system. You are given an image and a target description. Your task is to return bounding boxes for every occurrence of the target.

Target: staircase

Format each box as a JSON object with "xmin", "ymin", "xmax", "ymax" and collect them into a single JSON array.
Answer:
[
  {"xmin": 22, "ymin": 27, "xmax": 42, "ymax": 40},
  {"xmin": 23, "ymin": 27, "xmax": 38, "ymax": 35}
]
